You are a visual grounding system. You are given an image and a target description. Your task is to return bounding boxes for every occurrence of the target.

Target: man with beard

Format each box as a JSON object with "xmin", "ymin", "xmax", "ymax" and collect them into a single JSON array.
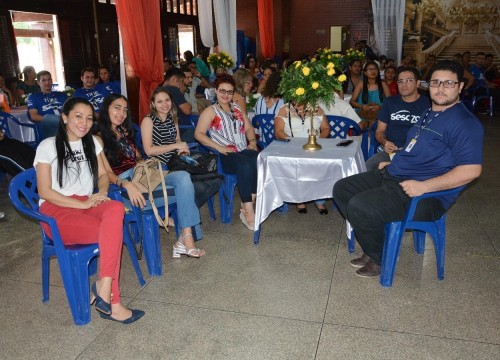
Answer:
[{"xmin": 333, "ymin": 60, "xmax": 484, "ymax": 278}]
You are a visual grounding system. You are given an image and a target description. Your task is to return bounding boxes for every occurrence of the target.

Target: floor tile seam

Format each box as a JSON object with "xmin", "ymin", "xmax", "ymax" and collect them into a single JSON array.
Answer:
[
  {"xmin": 322, "ymin": 322, "xmax": 500, "ymax": 345},
  {"xmin": 315, "ymin": 238, "xmax": 341, "ymax": 359},
  {"xmin": 127, "ymin": 297, "xmax": 325, "ymax": 325}
]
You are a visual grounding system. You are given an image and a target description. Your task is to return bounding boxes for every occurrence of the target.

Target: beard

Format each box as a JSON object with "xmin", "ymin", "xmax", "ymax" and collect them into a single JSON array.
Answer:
[{"xmin": 431, "ymin": 92, "xmax": 460, "ymax": 107}]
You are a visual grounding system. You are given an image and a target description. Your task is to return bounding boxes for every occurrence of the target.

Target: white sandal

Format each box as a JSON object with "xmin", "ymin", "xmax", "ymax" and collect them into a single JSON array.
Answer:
[{"xmin": 173, "ymin": 234, "xmax": 205, "ymax": 258}]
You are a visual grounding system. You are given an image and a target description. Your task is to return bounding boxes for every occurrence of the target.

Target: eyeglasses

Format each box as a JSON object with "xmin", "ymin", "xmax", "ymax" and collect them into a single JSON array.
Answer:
[
  {"xmin": 397, "ymin": 78, "xmax": 415, "ymax": 84},
  {"xmin": 429, "ymin": 80, "xmax": 460, "ymax": 88},
  {"xmin": 365, "ymin": 67, "xmax": 378, "ymax": 71},
  {"xmin": 218, "ymin": 89, "xmax": 234, "ymax": 95}
]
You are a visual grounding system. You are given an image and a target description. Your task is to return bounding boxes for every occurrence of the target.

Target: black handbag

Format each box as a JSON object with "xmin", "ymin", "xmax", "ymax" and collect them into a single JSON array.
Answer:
[{"xmin": 167, "ymin": 152, "xmax": 218, "ymax": 175}]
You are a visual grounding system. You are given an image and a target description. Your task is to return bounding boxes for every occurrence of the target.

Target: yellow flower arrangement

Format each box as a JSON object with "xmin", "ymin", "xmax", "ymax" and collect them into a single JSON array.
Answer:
[
  {"xmin": 342, "ymin": 48, "xmax": 366, "ymax": 67},
  {"xmin": 278, "ymin": 58, "xmax": 346, "ymax": 110},
  {"xmin": 207, "ymin": 51, "xmax": 235, "ymax": 70},
  {"xmin": 315, "ymin": 48, "xmax": 343, "ymax": 71}
]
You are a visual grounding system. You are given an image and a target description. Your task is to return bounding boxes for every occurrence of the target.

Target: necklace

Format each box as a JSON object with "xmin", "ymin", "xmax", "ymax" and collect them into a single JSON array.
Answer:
[
  {"xmin": 217, "ymin": 101, "xmax": 238, "ymax": 132},
  {"xmin": 292, "ymin": 103, "xmax": 307, "ymax": 125}
]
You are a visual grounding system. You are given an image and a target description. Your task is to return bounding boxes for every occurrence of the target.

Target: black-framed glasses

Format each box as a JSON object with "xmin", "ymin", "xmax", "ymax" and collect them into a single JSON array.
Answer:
[
  {"xmin": 397, "ymin": 78, "xmax": 416, "ymax": 84},
  {"xmin": 429, "ymin": 79, "xmax": 460, "ymax": 88},
  {"xmin": 218, "ymin": 89, "xmax": 234, "ymax": 95}
]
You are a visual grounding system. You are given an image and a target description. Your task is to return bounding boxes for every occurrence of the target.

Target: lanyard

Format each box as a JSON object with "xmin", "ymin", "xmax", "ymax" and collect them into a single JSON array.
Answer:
[{"xmin": 414, "ymin": 108, "xmax": 438, "ymax": 140}]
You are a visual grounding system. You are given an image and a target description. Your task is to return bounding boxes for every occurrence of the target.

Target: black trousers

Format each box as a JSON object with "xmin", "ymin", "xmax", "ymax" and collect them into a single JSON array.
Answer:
[
  {"xmin": 332, "ymin": 169, "xmax": 445, "ymax": 264},
  {"xmin": 0, "ymin": 138, "xmax": 35, "ymax": 176},
  {"xmin": 219, "ymin": 149, "xmax": 258, "ymax": 203}
]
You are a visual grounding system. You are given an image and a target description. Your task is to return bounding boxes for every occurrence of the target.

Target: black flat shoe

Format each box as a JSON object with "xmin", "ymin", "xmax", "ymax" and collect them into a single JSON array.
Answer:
[
  {"xmin": 92, "ymin": 282, "xmax": 111, "ymax": 315},
  {"xmin": 318, "ymin": 208, "xmax": 328, "ymax": 215},
  {"xmin": 297, "ymin": 207, "xmax": 307, "ymax": 214},
  {"xmin": 98, "ymin": 309, "xmax": 145, "ymax": 324}
]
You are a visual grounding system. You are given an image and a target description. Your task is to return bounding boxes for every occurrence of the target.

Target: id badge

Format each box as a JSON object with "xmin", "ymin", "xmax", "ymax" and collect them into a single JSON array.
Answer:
[{"xmin": 405, "ymin": 138, "xmax": 417, "ymax": 152}]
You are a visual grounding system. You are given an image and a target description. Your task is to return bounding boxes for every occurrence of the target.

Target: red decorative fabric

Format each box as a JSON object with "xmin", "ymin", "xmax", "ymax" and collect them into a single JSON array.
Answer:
[
  {"xmin": 257, "ymin": 0, "xmax": 275, "ymax": 59},
  {"xmin": 115, "ymin": 0, "xmax": 164, "ymax": 122}
]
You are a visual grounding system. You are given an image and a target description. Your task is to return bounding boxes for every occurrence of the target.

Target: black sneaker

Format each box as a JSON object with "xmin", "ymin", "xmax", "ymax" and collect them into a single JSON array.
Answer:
[
  {"xmin": 350, "ymin": 253, "xmax": 369, "ymax": 268},
  {"xmin": 355, "ymin": 260, "xmax": 381, "ymax": 278}
]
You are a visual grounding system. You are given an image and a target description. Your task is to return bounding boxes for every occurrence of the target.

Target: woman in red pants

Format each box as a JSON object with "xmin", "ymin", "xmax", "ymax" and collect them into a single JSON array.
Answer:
[{"xmin": 34, "ymin": 97, "xmax": 144, "ymax": 324}]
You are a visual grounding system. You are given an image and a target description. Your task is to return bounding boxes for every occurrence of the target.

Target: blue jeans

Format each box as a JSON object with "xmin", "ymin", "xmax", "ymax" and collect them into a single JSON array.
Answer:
[{"xmin": 119, "ymin": 168, "xmax": 202, "ymax": 239}]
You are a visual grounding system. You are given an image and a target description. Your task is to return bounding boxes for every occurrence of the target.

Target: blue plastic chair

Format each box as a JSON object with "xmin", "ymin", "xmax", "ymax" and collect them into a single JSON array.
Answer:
[
  {"xmin": 0, "ymin": 111, "xmax": 39, "ymax": 148},
  {"xmin": 8, "ymin": 168, "xmax": 145, "ymax": 325},
  {"xmin": 368, "ymin": 121, "xmax": 380, "ymax": 159},
  {"xmin": 0, "ymin": 115, "xmax": 27, "ymax": 182},
  {"xmin": 471, "ymin": 87, "xmax": 494, "ymax": 118},
  {"xmin": 326, "ymin": 115, "xmax": 369, "ymax": 160},
  {"xmin": 251, "ymin": 114, "xmax": 276, "ymax": 149},
  {"xmin": 379, "ymin": 186, "xmax": 466, "ymax": 287}
]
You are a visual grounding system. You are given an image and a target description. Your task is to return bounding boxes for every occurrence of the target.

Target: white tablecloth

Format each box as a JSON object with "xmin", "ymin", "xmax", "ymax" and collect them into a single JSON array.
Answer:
[
  {"xmin": 9, "ymin": 107, "xmax": 36, "ymax": 143},
  {"xmin": 254, "ymin": 137, "xmax": 366, "ymax": 243}
]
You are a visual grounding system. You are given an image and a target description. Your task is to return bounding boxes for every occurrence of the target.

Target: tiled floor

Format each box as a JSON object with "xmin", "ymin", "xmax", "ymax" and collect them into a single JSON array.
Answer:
[{"xmin": 0, "ymin": 115, "xmax": 499, "ymax": 360}]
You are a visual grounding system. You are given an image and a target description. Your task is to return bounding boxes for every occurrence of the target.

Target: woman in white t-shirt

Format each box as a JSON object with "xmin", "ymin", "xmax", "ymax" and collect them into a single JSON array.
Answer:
[{"xmin": 34, "ymin": 97, "xmax": 144, "ymax": 324}]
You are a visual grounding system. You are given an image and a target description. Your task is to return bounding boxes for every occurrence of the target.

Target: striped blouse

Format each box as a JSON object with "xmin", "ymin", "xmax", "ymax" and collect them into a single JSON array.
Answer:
[
  {"xmin": 150, "ymin": 113, "xmax": 177, "ymax": 164},
  {"xmin": 209, "ymin": 104, "xmax": 247, "ymax": 152}
]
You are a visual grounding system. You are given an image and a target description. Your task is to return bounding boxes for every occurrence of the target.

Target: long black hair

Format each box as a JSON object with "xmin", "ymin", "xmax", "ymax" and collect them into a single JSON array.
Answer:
[
  {"xmin": 55, "ymin": 97, "xmax": 98, "ymax": 189},
  {"xmin": 97, "ymin": 93, "xmax": 135, "ymax": 167},
  {"xmin": 361, "ymin": 60, "xmax": 384, "ymax": 104}
]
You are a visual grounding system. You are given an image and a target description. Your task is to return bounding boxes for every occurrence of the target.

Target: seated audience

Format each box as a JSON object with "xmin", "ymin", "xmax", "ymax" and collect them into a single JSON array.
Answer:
[
  {"xmin": 274, "ymin": 101, "xmax": 330, "ymax": 214},
  {"xmin": 253, "ymin": 71, "xmax": 284, "ymax": 116},
  {"xmin": 232, "ymin": 69, "xmax": 254, "ymax": 115},
  {"xmin": 162, "ymin": 68, "xmax": 195, "ymax": 142},
  {"xmin": 184, "ymin": 50, "xmax": 211, "ymax": 81},
  {"xmin": 34, "ymin": 97, "xmax": 144, "ymax": 323},
  {"xmin": 333, "ymin": 61, "xmax": 483, "ymax": 278},
  {"xmin": 383, "ymin": 65, "xmax": 398, "ymax": 96},
  {"xmin": 195, "ymin": 74, "xmax": 258, "ymax": 231},
  {"xmin": 350, "ymin": 61, "xmax": 391, "ymax": 125},
  {"xmin": 256, "ymin": 65, "xmax": 275, "ymax": 94},
  {"xmin": 140, "ymin": 89, "xmax": 205, "ymax": 257},
  {"xmin": 343, "ymin": 59, "xmax": 363, "ymax": 95},
  {"xmin": 27, "ymin": 70, "xmax": 68, "ymax": 138},
  {"xmin": 366, "ymin": 67, "xmax": 430, "ymax": 171},
  {"xmin": 419, "ymin": 54, "xmax": 436, "ymax": 81},
  {"xmin": 319, "ymin": 92, "xmax": 364, "ymax": 128},
  {"xmin": 186, "ymin": 61, "xmax": 213, "ymax": 111},
  {"xmin": 484, "ymin": 54, "xmax": 500, "ymax": 86},
  {"xmin": 97, "ymin": 66, "xmax": 121, "ymax": 95},
  {"xmin": 73, "ymin": 67, "xmax": 108, "ymax": 116},
  {"xmin": 0, "ymin": 73, "xmax": 15, "ymax": 106},
  {"xmin": 16, "ymin": 66, "xmax": 41, "ymax": 102}
]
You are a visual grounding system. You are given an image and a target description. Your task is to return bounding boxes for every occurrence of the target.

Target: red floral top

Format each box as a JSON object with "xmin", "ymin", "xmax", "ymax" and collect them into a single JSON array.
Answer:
[{"xmin": 209, "ymin": 104, "xmax": 247, "ymax": 152}]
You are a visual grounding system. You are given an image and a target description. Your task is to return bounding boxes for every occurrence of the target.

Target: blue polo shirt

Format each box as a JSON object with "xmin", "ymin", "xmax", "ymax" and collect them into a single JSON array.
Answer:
[
  {"xmin": 73, "ymin": 87, "xmax": 107, "ymax": 112},
  {"xmin": 27, "ymin": 91, "xmax": 68, "ymax": 116},
  {"xmin": 388, "ymin": 102, "xmax": 483, "ymax": 208}
]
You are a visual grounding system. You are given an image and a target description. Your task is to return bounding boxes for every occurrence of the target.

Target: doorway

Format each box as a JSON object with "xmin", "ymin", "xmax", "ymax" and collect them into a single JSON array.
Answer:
[
  {"xmin": 178, "ymin": 24, "xmax": 195, "ymax": 61},
  {"xmin": 10, "ymin": 11, "xmax": 65, "ymax": 89}
]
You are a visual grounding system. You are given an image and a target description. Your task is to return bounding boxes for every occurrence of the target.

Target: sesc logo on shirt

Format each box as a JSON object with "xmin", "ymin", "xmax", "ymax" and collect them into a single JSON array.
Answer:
[{"xmin": 390, "ymin": 110, "xmax": 420, "ymax": 123}]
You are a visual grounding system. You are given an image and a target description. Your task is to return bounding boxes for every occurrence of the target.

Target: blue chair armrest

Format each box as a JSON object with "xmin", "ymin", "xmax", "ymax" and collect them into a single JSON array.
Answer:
[{"xmin": 404, "ymin": 185, "xmax": 466, "ymax": 222}]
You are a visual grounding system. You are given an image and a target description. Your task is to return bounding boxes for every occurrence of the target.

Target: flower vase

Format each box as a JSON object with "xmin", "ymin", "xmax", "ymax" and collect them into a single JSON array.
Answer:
[{"xmin": 302, "ymin": 104, "xmax": 322, "ymax": 151}]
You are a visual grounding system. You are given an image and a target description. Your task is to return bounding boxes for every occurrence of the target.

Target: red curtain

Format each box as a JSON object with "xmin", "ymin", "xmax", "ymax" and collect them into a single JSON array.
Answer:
[
  {"xmin": 115, "ymin": 0, "xmax": 164, "ymax": 122},
  {"xmin": 257, "ymin": 0, "xmax": 275, "ymax": 59}
]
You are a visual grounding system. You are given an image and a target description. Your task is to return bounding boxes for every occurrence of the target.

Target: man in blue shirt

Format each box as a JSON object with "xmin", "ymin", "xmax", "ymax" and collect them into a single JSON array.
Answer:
[
  {"xmin": 365, "ymin": 67, "xmax": 430, "ymax": 171},
  {"xmin": 73, "ymin": 67, "xmax": 108, "ymax": 116},
  {"xmin": 162, "ymin": 68, "xmax": 195, "ymax": 142},
  {"xmin": 27, "ymin": 70, "xmax": 68, "ymax": 138},
  {"xmin": 333, "ymin": 61, "xmax": 484, "ymax": 278}
]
